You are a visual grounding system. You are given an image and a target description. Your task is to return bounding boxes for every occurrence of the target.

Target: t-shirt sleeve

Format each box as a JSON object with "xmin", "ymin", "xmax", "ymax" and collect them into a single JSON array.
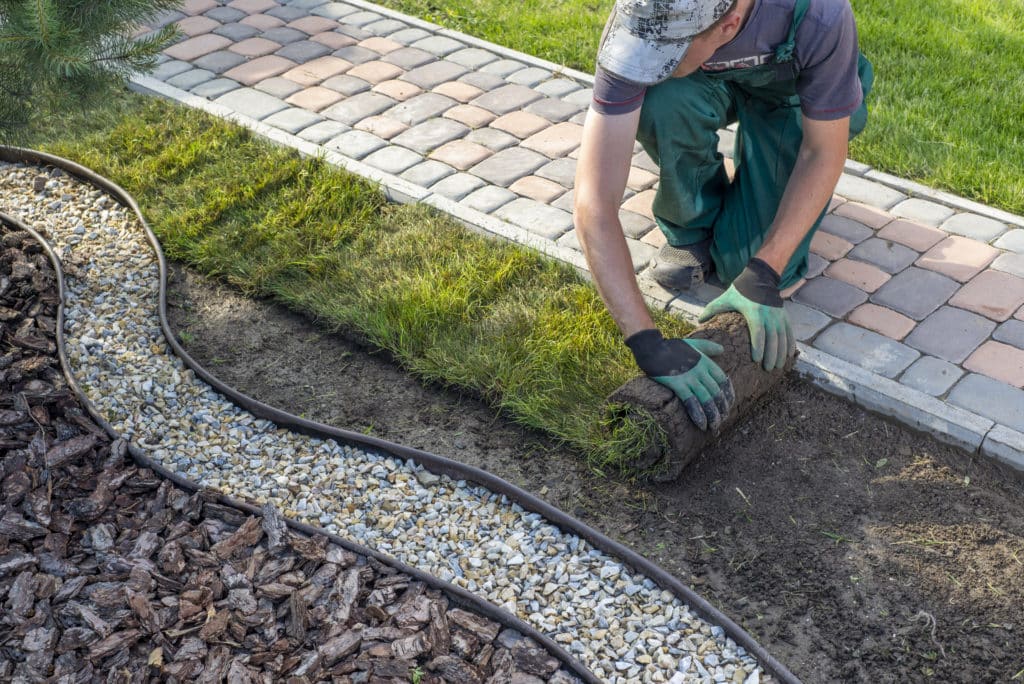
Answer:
[
  {"xmin": 795, "ymin": 1, "xmax": 863, "ymax": 120},
  {"xmin": 592, "ymin": 65, "xmax": 648, "ymax": 115}
]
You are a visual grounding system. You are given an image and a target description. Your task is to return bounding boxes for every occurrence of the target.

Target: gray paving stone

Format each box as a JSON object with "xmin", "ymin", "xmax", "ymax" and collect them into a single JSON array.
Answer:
[
  {"xmin": 848, "ymin": 237, "xmax": 918, "ymax": 274},
  {"xmin": 465, "ymin": 127, "xmax": 518, "ymax": 151},
  {"xmin": 214, "ymin": 22, "xmax": 260, "ymax": 41},
  {"xmin": 296, "ymin": 119, "xmax": 350, "ymax": 144},
  {"xmin": 479, "ymin": 59, "xmax": 527, "ymax": 77},
  {"xmin": 619, "ymin": 210, "xmax": 654, "ymax": 239},
  {"xmin": 266, "ymin": 5, "xmax": 308, "ymax": 22},
  {"xmin": 552, "ymin": 189, "xmax": 574, "ymax": 213},
  {"xmin": 150, "ymin": 9, "xmax": 185, "ymax": 28},
  {"xmin": 386, "ymin": 93, "xmax": 457, "ymax": 126},
  {"xmin": 806, "ymin": 252, "xmax": 829, "ymax": 279},
  {"xmin": 333, "ymin": 45, "xmax": 379, "ymax": 64},
  {"xmin": 992, "ymin": 252, "xmax": 1024, "ymax": 279},
  {"xmin": 312, "ymin": 2, "xmax": 360, "ymax": 20},
  {"xmin": 192, "ymin": 50, "xmax": 247, "ymax": 74},
  {"xmin": 820, "ymin": 214, "xmax": 873, "ymax": 244},
  {"xmin": 564, "ymin": 88, "xmax": 594, "ymax": 107},
  {"xmin": 791, "ymin": 276, "xmax": 868, "ymax": 317},
  {"xmin": 625, "ymin": 238, "xmax": 658, "ymax": 272},
  {"xmin": 401, "ymin": 160, "xmax": 456, "ymax": 187},
  {"xmin": 472, "ymin": 84, "xmax": 544, "ymax": 116},
  {"xmin": 410, "ymin": 35, "xmax": 465, "ymax": 57},
  {"xmin": 324, "ymin": 129, "xmax": 386, "ymax": 160},
  {"xmin": 525, "ymin": 97, "xmax": 583, "ymax": 123},
  {"xmin": 943, "ymin": 213, "xmax": 1008, "ymax": 242},
  {"xmin": 191, "ymin": 78, "xmax": 241, "ymax": 98},
  {"xmin": 994, "ymin": 228, "xmax": 1024, "ymax": 253},
  {"xmin": 870, "ymin": 267, "xmax": 959, "ymax": 320},
  {"xmin": 204, "ymin": 6, "xmax": 245, "ymax": 23},
  {"xmin": 364, "ymin": 19, "xmax": 408, "ymax": 36},
  {"xmin": 214, "ymin": 88, "xmax": 288, "ymax": 120},
  {"xmin": 573, "ymin": 111, "xmax": 590, "ymax": 125},
  {"xmin": 459, "ymin": 71, "xmax": 506, "ymax": 91},
  {"xmin": 259, "ymin": 26, "xmax": 307, "ymax": 45},
  {"xmin": 507, "ymin": 67, "xmax": 552, "ymax": 87},
  {"xmin": 903, "ymin": 306, "xmax": 996, "ymax": 363},
  {"xmin": 784, "ymin": 302, "xmax": 833, "ymax": 341},
  {"xmin": 254, "ymin": 76, "xmax": 304, "ymax": 99},
  {"xmin": 460, "ymin": 186, "xmax": 517, "ymax": 213},
  {"xmin": 335, "ymin": 24, "xmax": 372, "ymax": 41},
  {"xmin": 993, "ymin": 319, "xmax": 1024, "ymax": 350},
  {"xmin": 390, "ymin": 118, "xmax": 468, "ymax": 155},
  {"xmin": 361, "ymin": 145, "xmax": 423, "ymax": 174},
  {"xmin": 534, "ymin": 78, "xmax": 583, "ymax": 98},
  {"xmin": 321, "ymin": 74, "xmax": 371, "ymax": 96},
  {"xmin": 813, "ymin": 322, "xmax": 919, "ymax": 378},
  {"xmin": 429, "ymin": 172, "xmax": 486, "ymax": 201},
  {"xmin": 321, "ymin": 92, "xmax": 396, "ymax": 125},
  {"xmin": 631, "ymin": 150, "xmax": 659, "ymax": 174},
  {"xmin": 469, "ymin": 147, "xmax": 549, "ymax": 187},
  {"xmin": 151, "ymin": 59, "xmax": 192, "ymax": 81},
  {"xmin": 446, "ymin": 48, "xmax": 499, "ymax": 70},
  {"xmin": 400, "ymin": 60, "xmax": 468, "ymax": 90},
  {"xmin": 535, "ymin": 158, "xmax": 577, "ymax": 188},
  {"xmin": 343, "ymin": 10, "xmax": 384, "ymax": 27},
  {"xmin": 276, "ymin": 40, "xmax": 333, "ymax": 62},
  {"xmin": 289, "ymin": 0, "xmax": 331, "ymax": 9},
  {"xmin": 890, "ymin": 198, "xmax": 956, "ymax": 227},
  {"xmin": 834, "ymin": 174, "xmax": 907, "ymax": 209},
  {"xmin": 494, "ymin": 198, "xmax": 574, "ymax": 240},
  {"xmin": 982, "ymin": 425, "xmax": 1024, "ymax": 472},
  {"xmin": 388, "ymin": 28, "xmax": 432, "ymax": 45},
  {"xmin": 263, "ymin": 107, "xmax": 324, "ymax": 134},
  {"xmin": 381, "ymin": 47, "xmax": 434, "ymax": 69},
  {"xmin": 556, "ymin": 230, "xmax": 581, "ymax": 251},
  {"xmin": 948, "ymin": 374, "xmax": 1024, "ymax": 432},
  {"xmin": 900, "ymin": 356, "xmax": 964, "ymax": 397},
  {"xmin": 166, "ymin": 68, "xmax": 215, "ymax": 90}
]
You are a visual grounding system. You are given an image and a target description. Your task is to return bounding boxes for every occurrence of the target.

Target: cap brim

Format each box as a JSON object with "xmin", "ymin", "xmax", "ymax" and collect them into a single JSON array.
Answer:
[{"xmin": 597, "ymin": 11, "xmax": 691, "ymax": 86}]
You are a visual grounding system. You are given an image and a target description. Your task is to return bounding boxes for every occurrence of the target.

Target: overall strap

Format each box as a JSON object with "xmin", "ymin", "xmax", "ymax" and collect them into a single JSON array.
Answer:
[{"xmin": 774, "ymin": 0, "xmax": 810, "ymax": 63}]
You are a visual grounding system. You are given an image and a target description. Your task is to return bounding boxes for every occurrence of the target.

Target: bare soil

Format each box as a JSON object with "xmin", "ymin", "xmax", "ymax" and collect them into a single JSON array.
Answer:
[{"xmin": 167, "ymin": 263, "xmax": 1024, "ymax": 683}]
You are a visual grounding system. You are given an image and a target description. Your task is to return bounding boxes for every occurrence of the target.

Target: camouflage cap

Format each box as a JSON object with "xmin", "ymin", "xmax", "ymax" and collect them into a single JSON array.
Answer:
[{"xmin": 597, "ymin": 0, "xmax": 734, "ymax": 86}]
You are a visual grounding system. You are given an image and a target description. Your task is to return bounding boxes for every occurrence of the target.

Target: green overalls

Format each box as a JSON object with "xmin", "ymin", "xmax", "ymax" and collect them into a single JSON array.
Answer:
[{"xmin": 636, "ymin": 0, "xmax": 873, "ymax": 288}]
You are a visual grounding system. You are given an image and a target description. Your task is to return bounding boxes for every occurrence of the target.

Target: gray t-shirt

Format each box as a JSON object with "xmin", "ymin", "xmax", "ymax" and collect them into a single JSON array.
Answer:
[{"xmin": 593, "ymin": 0, "xmax": 863, "ymax": 120}]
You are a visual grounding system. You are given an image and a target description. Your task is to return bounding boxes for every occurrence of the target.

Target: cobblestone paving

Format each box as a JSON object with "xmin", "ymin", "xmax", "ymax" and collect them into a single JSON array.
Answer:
[{"xmin": 138, "ymin": 2, "xmax": 1024, "ymax": 462}]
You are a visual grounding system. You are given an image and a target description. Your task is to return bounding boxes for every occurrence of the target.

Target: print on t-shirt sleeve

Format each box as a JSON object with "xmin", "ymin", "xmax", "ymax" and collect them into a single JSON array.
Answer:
[
  {"xmin": 795, "ymin": 0, "xmax": 863, "ymax": 121},
  {"xmin": 592, "ymin": 65, "xmax": 648, "ymax": 116}
]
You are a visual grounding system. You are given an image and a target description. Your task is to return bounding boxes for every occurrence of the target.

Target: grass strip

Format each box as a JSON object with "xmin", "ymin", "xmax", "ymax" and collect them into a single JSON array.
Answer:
[{"xmin": 19, "ymin": 91, "xmax": 690, "ymax": 474}]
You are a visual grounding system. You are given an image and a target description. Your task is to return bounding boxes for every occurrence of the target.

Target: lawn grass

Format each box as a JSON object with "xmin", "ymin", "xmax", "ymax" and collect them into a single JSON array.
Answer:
[
  {"xmin": 377, "ymin": 0, "xmax": 1024, "ymax": 215},
  {"xmin": 18, "ymin": 91, "xmax": 690, "ymax": 474}
]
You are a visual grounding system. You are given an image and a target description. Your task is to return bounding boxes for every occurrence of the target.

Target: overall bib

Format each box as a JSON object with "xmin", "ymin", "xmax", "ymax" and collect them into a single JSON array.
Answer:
[{"xmin": 636, "ymin": 0, "xmax": 874, "ymax": 288}]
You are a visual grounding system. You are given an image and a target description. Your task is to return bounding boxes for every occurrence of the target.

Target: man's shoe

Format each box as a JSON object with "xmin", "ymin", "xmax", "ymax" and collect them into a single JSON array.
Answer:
[{"xmin": 650, "ymin": 240, "xmax": 712, "ymax": 292}]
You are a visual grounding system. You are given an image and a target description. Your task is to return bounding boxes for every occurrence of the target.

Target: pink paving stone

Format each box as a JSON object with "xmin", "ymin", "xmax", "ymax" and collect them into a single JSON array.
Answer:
[
  {"xmin": 227, "ymin": 0, "xmax": 278, "ymax": 14},
  {"xmin": 164, "ymin": 33, "xmax": 232, "ymax": 61},
  {"xmin": 239, "ymin": 14, "xmax": 284, "ymax": 30},
  {"xmin": 223, "ymin": 55, "xmax": 297, "ymax": 86},
  {"xmin": 834, "ymin": 201, "xmax": 893, "ymax": 230},
  {"xmin": 429, "ymin": 140, "xmax": 492, "ymax": 170},
  {"xmin": 828, "ymin": 195, "xmax": 845, "ymax": 212},
  {"xmin": 848, "ymin": 303, "xmax": 917, "ymax": 340},
  {"xmin": 521, "ymin": 122, "xmax": 584, "ymax": 158},
  {"xmin": 434, "ymin": 81, "xmax": 484, "ymax": 104},
  {"xmin": 282, "ymin": 56, "xmax": 352, "ymax": 86},
  {"xmin": 359, "ymin": 37, "xmax": 404, "ymax": 54},
  {"xmin": 229, "ymin": 37, "xmax": 282, "ymax": 57},
  {"xmin": 510, "ymin": 175, "xmax": 567, "ymax": 203},
  {"xmin": 964, "ymin": 341, "xmax": 1024, "ymax": 388},
  {"xmin": 627, "ymin": 166, "xmax": 659, "ymax": 191},
  {"xmin": 287, "ymin": 16, "xmax": 338, "ymax": 35},
  {"xmin": 642, "ymin": 228, "xmax": 667, "ymax": 248},
  {"xmin": 810, "ymin": 231, "xmax": 853, "ymax": 261},
  {"xmin": 916, "ymin": 235, "xmax": 1000, "ymax": 283},
  {"xmin": 825, "ymin": 258, "xmax": 891, "ymax": 293},
  {"xmin": 346, "ymin": 61, "xmax": 405, "ymax": 85},
  {"xmin": 877, "ymin": 219, "xmax": 945, "ymax": 252},
  {"xmin": 372, "ymin": 79, "xmax": 422, "ymax": 102},
  {"xmin": 285, "ymin": 86, "xmax": 344, "ymax": 112},
  {"xmin": 354, "ymin": 116, "xmax": 408, "ymax": 140},
  {"xmin": 443, "ymin": 104, "xmax": 496, "ymax": 128},
  {"xmin": 622, "ymin": 189, "xmax": 656, "ymax": 220},
  {"xmin": 489, "ymin": 111, "xmax": 549, "ymax": 138},
  {"xmin": 949, "ymin": 271, "xmax": 1024, "ymax": 322},
  {"xmin": 182, "ymin": 0, "xmax": 218, "ymax": 15},
  {"xmin": 311, "ymin": 31, "xmax": 356, "ymax": 50},
  {"xmin": 780, "ymin": 279, "xmax": 805, "ymax": 300},
  {"xmin": 175, "ymin": 16, "xmax": 220, "ymax": 36}
]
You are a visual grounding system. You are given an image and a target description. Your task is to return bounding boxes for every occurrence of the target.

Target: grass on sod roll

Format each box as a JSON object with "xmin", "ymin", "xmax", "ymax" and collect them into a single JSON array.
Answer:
[
  {"xmin": 20, "ymin": 91, "xmax": 690, "ymax": 475},
  {"xmin": 377, "ymin": 0, "xmax": 1024, "ymax": 215}
]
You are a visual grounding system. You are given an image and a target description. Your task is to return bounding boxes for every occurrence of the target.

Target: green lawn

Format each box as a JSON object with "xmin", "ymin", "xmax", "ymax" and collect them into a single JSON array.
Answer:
[{"xmin": 377, "ymin": 0, "xmax": 1024, "ymax": 215}]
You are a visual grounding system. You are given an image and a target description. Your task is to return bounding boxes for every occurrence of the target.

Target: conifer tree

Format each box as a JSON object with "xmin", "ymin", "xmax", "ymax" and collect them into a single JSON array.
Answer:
[{"xmin": 0, "ymin": 0, "xmax": 181, "ymax": 137}]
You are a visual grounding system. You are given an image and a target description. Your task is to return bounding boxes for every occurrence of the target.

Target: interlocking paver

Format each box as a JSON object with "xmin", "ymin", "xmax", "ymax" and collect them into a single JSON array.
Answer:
[
  {"xmin": 472, "ymin": 85, "xmax": 543, "ymax": 116},
  {"xmin": 819, "ymin": 214, "xmax": 873, "ymax": 244},
  {"xmin": 625, "ymin": 238, "xmax": 659, "ymax": 272},
  {"xmin": 214, "ymin": 22, "xmax": 261, "ymax": 40},
  {"xmin": 459, "ymin": 71, "xmax": 506, "ymax": 91},
  {"xmin": 335, "ymin": 24, "xmax": 372, "ymax": 41},
  {"xmin": 434, "ymin": 81, "xmax": 484, "ymax": 104},
  {"xmin": 205, "ymin": 6, "xmax": 246, "ymax": 23},
  {"xmin": 847, "ymin": 303, "xmax": 916, "ymax": 340},
  {"xmin": 479, "ymin": 58, "xmax": 527, "ymax": 77},
  {"xmin": 900, "ymin": 356, "xmax": 963, "ymax": 397},
  {"xmin": 372, "ymin": 79, "xmax": 422, "ymax": 101},
  {"xmin": 626, "ymin": 166, "xmax": 659, "ymax": 192},
  {"xmin": 620, "ymin": 189, "xmax": 655, "ymax": 220},
  {"xmin": 287, "ymin": 15, "xmax": 339, "ymax": 34},
  {"xmin": 792, "ymin": 277, "xmax": 867, "ymax": 317},
  {"xmin": 183, "ymin": 0, "xmax": 218, "ymax": 14},
  {"xmin": 346, "ymin": 60, "xmax": 404, "ymax": 84},
  {"xmin": 994, "ymin": 320, "xmax": 1024, "ymax": 349},
  {"xmin": 191, "ymin": 77, "xmax": 241, "ymax": 98},
  {"xmin": 213, "ymin": 87, "xmax": 288, "ymax": 120},
  {"xmin": 364, "ymin": 19, "xmax": 409, "ymax": 36},
  {"xmin": 489, "ymin": 111, "xmax": 550, "ymax": 139},
  {"xmin": 446, "ymin": 48, "xmax": 499, "ymax": 70},
  {"xmin": 192, "ymin": 49, "xmax": 248, "ymax": 74},
  {"xmin": 785, "ymin": 302, "xmax": 832, "ymax": 341},
  {"xmin": 356, "ymin": 37, "xmax": 401, "ymax": 54},
  {"xmin": 361, "ymin": 146, "xmax": 423, "ymax": 175},
  {"xmin": 535, "ymin": 158, "xmax": 578, "ymax": 189},
  {"xmin": 903, "ymin": 306, "xmax": 995, "ymax": 363},
  {"xmin": 387, "ymin": 27, "xmax": 431, "ymax": 44},
  {"xmin": 223, "ymin": 55, "xmax": 297, "ymax": 85},
  {"xmin": 825, "ymin": 258, "xmax": 890, "ymax": 293},
  {"xmin": 806, "ymin": 252, "xmax": 829, "ymax": 279},
  {"xmin": 848, "ymin": 237, "xmax": 918, "ymax": 274},
  {"xmin": 507, "ymin": 67, "xmax": 552, "ymax": 87},
  {"xmin": 429, "ymin": 140, "xmax": 492, "ymax": 171},
  {"xmin": 834, "ymin": 174, "xmax": 906, "ymax": 209},
  {"xmin": 443, "ymin": 104, "xmax": 496, "ymax": 129},
  {"xmin": 993, "ymin": 252, "xmax": 1024, "ymax": 280},
  {"xmin": 890, "ymin": 198, "xmax": 956, "ymax": 227},
  {"xmin": 254, "ymin": 76, "xmax": 304, "ymax": 98},
  {"xmin": 152, "ymin": 59, "xmax": 193, "ymax": 81},
  {"xmin": 230, "ymin": 37, "xmax": 282, "ymax": 57},
  {"xmin": 941, "ymin": 213, "xmax": 1008, "ymax": 242},
  {"xmin": 167, "ymin": 68, "xmax": 216, "ymax": 90},
  {"xmin": 876, "ymin": 219, "xmax": 945, "ymax": 252},
  {"xmin": 521, "ymin": 122, "xmax": 584, "ymax": 158},
  {"xmin": 390, "ymin": 118, "xmax": 468, "ymax": 155},
  {"xmin": 631, "ymin": 150, "xmax": 659, "ymax": 174},
  {"xmin": 311, "ymin": 2, "xmax": 358, "ymax": 20},
  {"xmin": 176, "ymin": 15, "xmax": 221, "ymax": 36},
  {"xmin": 324, "ymin": 129, "xmax": 387, "ymax": 159},
  {"xmin": 262, "ymin": 107, "xmax": 323, "ymax": 134},
  {"xmin": 311, "ymin": 31, "xmax": 356, "ymax": 49},
  {"xmin": 494, "ymin": 199, "xmax": 574, "ymax": 240},
  {"xmin": 343, "ymin": 11, "xmax": 384, "ymax": 27},
  {"xmin": 641, "ymin": 225, "xmax": 667, "ymax": 248},
  {"xmin": 461, "ymin": 186, "xmax": 517, "ymax": 213},
  {"xmin": 465, "ymin": 127, "xmax": 518, "ymax": 151},
  {"xmin": 354, "ymin": 115, "xmax": 408, "ymax": 140},
  {"xmin": 296, "ymin": 119, "xmax": 349, "ymax": 144},
  {"xmin": 239, "ymin": 14, "xmax": 284, "ymax": 30},
  {"xmin": 509, "ymin": 176, "xmax": 567, "ymax": 203},
  {"xmin": 267, "ymin": 5, "xmax": 313, "ymax": 22},
  {"xmin": 276, "ymin": 40, "xmax": 334, "ymax": 62},
  {"xmin": 780, "ymin": 279, "xmax": 806, "ymax": 300},
  {"xmin": 469, "ymin": 147, "xmax": 549, "ymax": 187},
  {"xmin": 381, "ymin": 47, "xmax": 434, "ymax": 69},
  {"xmin": 965, "ymin": 342, "xmax": 1024, "ymax": 388},
  {"xmin": 282, "ymin": 56, "xmax": 352, "ymax": 86},
  {"xmin": 429, "ymin": 172, "xmax": 487, "ymax": 201},
  {"xmin": 257, "ymin": 26, "xmax": 310, "ymax": 45},
  {"xmin": 948, "ymin": 374, "xmax": 1024, "ymax": 432},
  {"xmin": 524, "ymin": 97, "xmax": 583, "ymax": 123},
  {"xmin": 410, "ymin": 35, "xmax": 465, "ymax": 56},
  {"xmin": 401, "ymin": 61, "xmax": 468, "ymax": 90},
  {"xmin": 534, "ymin": 78, "xmax": 583, "ymax": 98},
  {"xmin": 949, "ymin": 270, "xmax": 1024, "ymax": 322},
  {"xmin": 228, "ymin": 0, "xmax": 277, "ymax": 13},
  {"xmin": 619, "ymin": 210, "xmax": 655, "ymax": 238},
  {"xmin": 387, "ymin": 93, "xmax": 457, "ymax": 126},
  {"xmin": 321, "ymin": 74, "xmax": 370, "ymax": 96},
  {"xmin": 870, "ymin": 267, "xmax": 959, "ymax": 320},
  {"xmin": 564, "ymin": 88, "xmax": 594, "ymax": 108},
  {"xmin": 165, "ymin": 33, "xmax": 233, "ymax": 60},
  {"xmin": 994, "ymin": 229, "xmax": 1024, "ymax": 253},
  {"xmin": 809, "ymin": 231, "xmax": 853, "ymax": 261},
  {"xmin": 813, "ymin": 322, "xmax": 919, "ymax": 378},
  {"xmin": 321, "ymin": 91, "xmax": 395, "ymax": 125},
  {"xmin": 401, "ymin": 160, "xmax": 455, "ymax": 187},
  {"xmin": 916, "ymin": 236, "xmax": 999, "ymax": 282},
  {"xmin": 833, "ymin": 201, "xmax": 893, "ymax": 229}
]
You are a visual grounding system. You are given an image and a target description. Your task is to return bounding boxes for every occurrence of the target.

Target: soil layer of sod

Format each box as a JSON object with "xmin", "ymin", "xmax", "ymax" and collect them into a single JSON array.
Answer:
[{"xmin": 167, "ymin": 263, "xmax": 1024, "ymax": 682}]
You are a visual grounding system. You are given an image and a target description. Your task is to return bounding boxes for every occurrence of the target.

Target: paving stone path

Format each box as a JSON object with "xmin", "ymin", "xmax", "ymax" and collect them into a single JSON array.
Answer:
[{"xmin": 135, "ymin": 0, "xmax": 1024, "ymax": 470}]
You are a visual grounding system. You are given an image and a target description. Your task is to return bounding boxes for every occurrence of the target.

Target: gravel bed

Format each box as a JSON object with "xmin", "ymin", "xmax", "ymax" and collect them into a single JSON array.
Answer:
[{"xmin": 0, "ymin": 160, "xmax": 765, "ymax": 684}]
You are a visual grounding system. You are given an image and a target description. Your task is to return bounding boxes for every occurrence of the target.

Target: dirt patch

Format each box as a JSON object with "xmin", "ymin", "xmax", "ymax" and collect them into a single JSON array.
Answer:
[{"xmin": 167, "ymin": 263, "xmax": 1024, "ymax": 682}]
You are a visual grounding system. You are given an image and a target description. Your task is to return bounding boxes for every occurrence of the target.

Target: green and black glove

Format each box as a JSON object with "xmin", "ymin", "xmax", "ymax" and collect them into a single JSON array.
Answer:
[
  {"xmin": 699, "ymin": 258, "xmax": 795, "ymax": 372},
  {"xmin": 626, "ymin": 329, "xmax": 736, "ymax": 432}
]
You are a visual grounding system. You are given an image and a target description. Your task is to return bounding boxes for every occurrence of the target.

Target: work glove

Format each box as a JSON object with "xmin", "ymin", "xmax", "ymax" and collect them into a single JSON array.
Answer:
[
  {"xmin": 699, "ymin": 258, "xmax": 794, "ymax": 372},
  {"xmin": 625, "ymin": 329, "xmax": 735, "ymax": 432}
]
